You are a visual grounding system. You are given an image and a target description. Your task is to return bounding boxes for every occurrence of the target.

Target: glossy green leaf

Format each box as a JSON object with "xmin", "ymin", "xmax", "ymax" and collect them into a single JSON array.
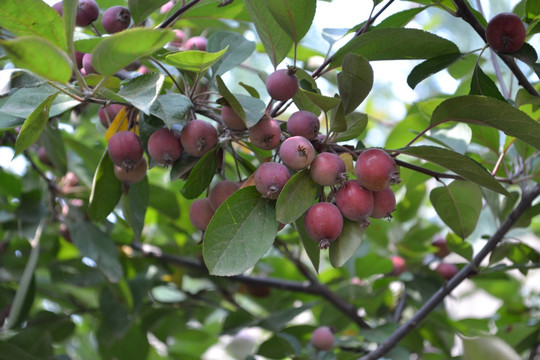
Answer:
[
  {"xmin": 266, "ymin": 0, "xmax": 316, "ymax": 43},
  {"xmin": 376, "ymin": 7, "xmax": 427, "ymax": 28},
  {"xmin": 295, "ymin": 215, "xmax": 320, "ymax": 272},
  {"xmin": 14, "ymin": 92, "xmax": 59, "ymax": 156},
  {"xmin": 207, "ymin": 31, "xmax": 256, "ymax": 76},
  {"xmin": 469, "ymin": 65, "xmax": 505, "ymax": 101},
  {"xmin": 329, "ymin": 219, "xmax": 366, "ymax": 268},
  {"xmin": 0, "ymin": 0, "xmax": 66, "ymax": 50},
  {"xmin": 1, "ymin": 37, "xmax": 71, "ymax": 83},
  {"xmin": 165, "ymin": 47, "xmax": 228, "ymax": 73},
  {"xmin": 66, "ymin": 215, "xmax": 123, "ymax": 282},
  {"xmin": 431, "ymin": 95, "xmax": 540, "ymax": 151},
  {"xmin": 244, "ymin": 0, "xmax": 294, "ymax": 68},
  {"xmin": 92, "ymin": 28, "xmax": 175, "ymax": 76},
  {"xmin": 293, "ymin": 68, "xmax": 322, "ymax": 116},
  {"xmin": 398, "ymin": 145, "xmax": 509, "ymax": 195},
  {"xmin": 430, "ymin": 181, "xmax": 482, "ymax": 239},
  {"xmin": 203, "ymin": 186, "xmax": 278, "ymax": 276},
  {"xmin": 216, "ymin": 76, "xmax": 265, "ymax": 127},
  {"xmin": 446, "ymin": 233, "xmax": 473, "ymax": 261},
  {"xmin": 407, "ymin": 53, "xmax": 463, "ymax": 89},
  {"xmin": 110, "ymin": 73, "xmax": 165, "ymax": 115},
  {"xmin": 276, "ymin": 169, "xmax": 320, "ymax": 224},
  {"xmin": 0, "ymin": 69, "xmax": 46, "ymax": 94},
  {"xmin": 180, "ymin": 149, "xmax": 217, "ymax": 199},
  {"xmin": 329, "ymin": 28, "xmax": 459, "ymax": 70},
  {"xmin": 88, "ymin": 151, "xmax": 122, "ymax": 222},
  {"xmin": 330, "ymin": 102, "xmax": 346, "ymax": 132},
  {"xmin": 181, "ymin": 0, "xmax": 251, "ymax": 21},
  {"xmin": 337, "ymin": 53, "xmax": 373, "ymax": 114},
  {"xmin": 129, "ymin": 0, "xmax": 169, "ymax": 24},
  {"xmin": 149, "ymin": 93, "xmax": 192, "ymax": 127},
  {"xmin": 0, "ymin": 85, "xmax": 80, "ymax": 119}
]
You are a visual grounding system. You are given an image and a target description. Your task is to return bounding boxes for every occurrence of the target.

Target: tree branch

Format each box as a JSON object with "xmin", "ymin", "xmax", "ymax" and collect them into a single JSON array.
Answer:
[
  {"xmin": 360, "ymin": 183, "xmax": 540, "ymax": 360},
  {"xmin": 452, "ymin": 0, "xmax": 540, "ymax": 97},
  {"xmin": 156, "ymin": 0, "xmax": 203, "ymax": 29}
]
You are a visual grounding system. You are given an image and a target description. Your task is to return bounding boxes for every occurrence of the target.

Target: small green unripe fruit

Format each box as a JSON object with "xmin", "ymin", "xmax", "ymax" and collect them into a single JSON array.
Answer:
[{"xmin": 311, "ymin": 326, "xmax": 335, "ymax": 351}]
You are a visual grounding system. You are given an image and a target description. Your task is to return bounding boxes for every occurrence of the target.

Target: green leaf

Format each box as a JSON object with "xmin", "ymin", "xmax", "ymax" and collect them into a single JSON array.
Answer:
[
  {"xmin": 469, "ymin": 65, "xmax": 505, "ymax": 101},
  {"xmin": 14, "ymin": 92, "xmax": 59, "ymax": 156},
  {"xmin": 355, "ymin": 252, "xmax": 393, "ymax": 279},
  {"xmin": 0, "ymin": 343, "xmax": 42, "ymax": 360},
  {"xmin": 258, "ymin": 333, "xmax": 301, "ymax": 359},
  {"xmin": 165, "ymin": 47, "xmax": 228, "ymax": 73},
  {"xmin": 446, "ymin": 233, "xmax": 473, "ymax": 261},
  {"xmin": 1, "ymin": 37, "xmax": 71, "ymax": 83},
  {"xmin": 41, "ymin": 125, "xmax": 68, "ymax": 175},
  {"xmin": 329, "ymin": 28, "xmax": 460, "ymax": 70},
  {"xmin": 148, "ymin": 184, "xmax": 180, "ymax": 219},
  {"xmin": 216, "ymin": 76, "xmax": 266, "ymax": 127},
  {"xmin": 207, "ymin": 31, "xmax": 256, "ymax": 76},
  {"xmin": 149, "ymin": 93, "xmax": 192, "ymax": 127},
  {"xmin": 181, "ymin": 0, "xmax": 251, "ymax": 21},
  {"xmin": 295, "ymin": 215, "xmax": 320, "ymax": 272},
  {"xmin": 337, "ymin": 53, "xmax": 373, "ymax": 114},
  {"xmin": 398, "ymin": 145, "xmax": 509, "ymax": 196},
  {"xmin": 244, "ymin": 0, "xmax": 294, "ymax": 68},
  {"xmin": 431, "ymin": 95, "xmax": 540, "ymax": 151},
  {"xmin": 300, "ymin": 89, "xmax": 340, "ymax": 113},
  {"xmin": 123, "ymin": 177, "xmax": 149, "ymax": 240},
  {"xmin": 276, "ymin": 169, "xmax": 320, "ymax": 224},
  {"xmin": 0, "ymin": 69, "xmax": 46, "ymax": 94},
  {"xmin": 266, "ymin": 0, "xmax": 316, "ymax": 43},
  {"xmin": 107, "ymin": 73, "xmax": 165, "ymax": 115},
  {"xmin": 203, "ymin": 187, "xmax": 278, "ymax": 276},
  {"xmin": 334, "ymin": 112, "xmax": 368, "ymax": 142},
  {"xmin": 0, "ymin": 85, "xmax": 79, "ymax": 119},
  {"xmin": 128, "ymin": 0, "xmax": 168, "ymax": 24},
  {"xmin": 0, "ymin": 0, "xmax": 66, "ymax": 50},
  {"xmin": 88, "ymin": 151, "xmax": 122, "ymax": 222},
  {"xmin": 329, "ymin": 219, "xmax": 366, "ymax": 268},
  {"xmin": 461, "ymin": 335, "xmax": 520, "ymax": 360},
  {"xmin": 92, "ymin": 28, "xmax": 174, "ymax": 76},
  {"xmin": 259, "ymin": 302, "xmax": 315, "ymax": 331},
  {"xmin": 430, "ymin": 181, "xmax": 482, "ymax": 239},
  {"xmin": 66, "ymin": 215, "xmax": 123, "ymax": 282},
  {"xmin": 180, "ymin": 149, "xmax": 217, "ymax": 199},
  {"xmin": 407, "ymin": 53, "xmax": 463, "ymax": 89},
  {"xmin": 376, "ymin": 7, "xmax": 427, "ymax": 28}
]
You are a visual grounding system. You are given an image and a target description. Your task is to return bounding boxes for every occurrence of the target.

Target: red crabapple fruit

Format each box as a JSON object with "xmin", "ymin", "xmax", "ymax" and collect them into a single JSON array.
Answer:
[
  {"xmin": 75, "ymin": 0, "xmax": 99, "ymax": 27},
  {"xmin": 436, "ymin": 262, "xmax": 458, "ymax": 280},
  {"xmin": 82, "ymin": 53, "xmax": 96, "ymax": 74},
  {"xmin": 311, "ymin": 326, "xmax": 335, "ymax": 351},
  {"xmin": 254, "ymin": 162, "xmax": 290, "ymax": 199},
  {"xmin": 266, "ymin": 68, "xmax": 299, "ymax": 101},
  {"xmin": 102, "ymin": 6, "xmax": 131, "ymax": 34},
  {"xmin": 170, "ymin": 29, "xmax": 185, "ymax": 47},
  {"xmin": 335, "ymin": 180, "xmax": 374, "ymax": 225},
  {"xmin": 432, "ymin": 237, "xmax": 450, "ymax": 258},
  {"xmin": 114, "ymin": 157, "xmax": 147, "ymax": 184},
  {"xmin": 310, "ymin": 152, "xmax": 347, "ymax": 186},
  {"xmin": 189, "ymin": 198, "xmax": 215, "ymax": 232},
  {"xmin": 52, "ymin": 2, "xmax": 63, "ymax": 16},
  {"xmin": 221, "ymin": 106, "xmax": 246, "ymax": 130},
  {"xmin": 304, "ymin": 202, "xmax": 343, "ymax": 249},
  {"xmin": 485, "ymin": 12, "xmax": 526, "ymax": 53},
  {"xmin": 279, "ymin": 136, "xmax": 315, "ymax": 170},
  {"xmin": 98, "ymin": 104, "xmax": 123, "ymax": 128},
  {"xmin": 355, "ymin": 148, "xmax": 400, "ymax": 191},
  {"xmin": 370, "ymin": 187, "xmax": 396, "ymax": 219},
  {"xmin": 248, "ymin": 116, "xmax": 281, "ymax": 150},
  {"xmin": 287, "ymin": 110, "xmax": 320, "ymax": 140},
  {"xmin": 180, "ymin": 120, "xmax": 219, "ymax": 157},
  {"xmin": 208, "ymin": 180, "xmax": 240, "ymax": 211},
  {"xmin": 185, "ymin": 36, "xmax": 208, "ymax": 51},
  {"xmin": 107, "ymin": 131, "xmax": 144, "ymax": 171},
  {"xmin": 147, "ymin": 128, "xmax": 183, "ymax": 166},
  {"xmin": 391, "ymin": 255, "xmax": 407, "ymax": 276}
]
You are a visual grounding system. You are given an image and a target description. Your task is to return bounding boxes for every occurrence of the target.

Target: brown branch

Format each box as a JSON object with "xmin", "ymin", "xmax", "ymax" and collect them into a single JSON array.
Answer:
[
  {"xmin": 452, "ymin": 0, "xmax": 540, "ymax": 97},
  {"xmin": 360, "ymin": 183, "xmax": 540, "ymax": 360},
  {"xmin": 156, "ymin": 0, "xmax": 203, "ymax": 29}
]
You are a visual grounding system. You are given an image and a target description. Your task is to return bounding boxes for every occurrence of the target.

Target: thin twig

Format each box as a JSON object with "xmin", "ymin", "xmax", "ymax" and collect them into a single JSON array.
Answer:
[
  {"xmin": 360, "ymin": 184, "xmax": 540, "ymax": 360},
  {"xmin": 156, "ymin": 0, "xmax": 203, "ymax": 29}
]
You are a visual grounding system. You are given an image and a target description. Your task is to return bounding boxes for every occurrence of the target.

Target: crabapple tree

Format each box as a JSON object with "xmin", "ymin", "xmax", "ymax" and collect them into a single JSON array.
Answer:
[{"xmin": 0, "ymin": 0, "xmax": 540, "ymax": 359}]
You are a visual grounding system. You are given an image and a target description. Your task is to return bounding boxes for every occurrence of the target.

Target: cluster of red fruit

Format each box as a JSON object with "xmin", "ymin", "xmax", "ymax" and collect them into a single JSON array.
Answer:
[
  {"xmin": 187, "ymin": 66, "xmax": 401, "ymax": 249},
  {"xmin": 107, "ymin": 119, "xmax": 218, "ymax": 184}
]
